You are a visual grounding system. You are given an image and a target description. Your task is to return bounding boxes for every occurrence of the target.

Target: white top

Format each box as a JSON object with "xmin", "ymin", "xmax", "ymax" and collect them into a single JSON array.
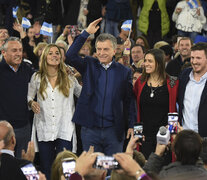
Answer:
[
  {"xmin": 172, "ymin": 0, "xmax": 206, "ymax": 33},
  {"xmin": 28, "ymin": 72, "xmax": 82, "ymax": 142}
]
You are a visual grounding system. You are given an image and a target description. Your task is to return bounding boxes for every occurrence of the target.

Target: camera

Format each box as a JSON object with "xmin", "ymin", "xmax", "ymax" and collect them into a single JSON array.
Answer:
[
  {"xmin": 134, "ymin": 123, "xmax": 143, "ymax": 141},
  {"xmin": 93, "ymin": 155, "xmax": 120, "ymax": 170},
  {"xmin": 21, "ymin": 163, "xmax": 39, "ymax": 180},
  {"xmin": 168, "ymin": 112, "xmax": 178, "ymax": 134},
  {"xmin": 62, "ymin": 158, "xmax": 76, "ymax": 179}
]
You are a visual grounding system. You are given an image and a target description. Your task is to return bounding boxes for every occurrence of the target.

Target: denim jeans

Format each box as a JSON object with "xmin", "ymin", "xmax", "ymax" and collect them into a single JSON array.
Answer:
[
  {"xmin": 177, "ymin": 30, "xmax": 198, "ymax": 42},
  {"xmin": 38, "ymin": 138, "xmax": 72, "ymax": 180},
  {"xmin": 105, "ymin": 19, "xmax": 119, "ymax": 37},
  {"xmin": 81, "ymin": 126, "xmax": 124, "ymax": 156}
]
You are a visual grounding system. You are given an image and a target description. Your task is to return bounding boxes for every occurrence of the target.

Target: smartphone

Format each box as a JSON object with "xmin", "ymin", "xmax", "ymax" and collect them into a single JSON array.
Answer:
[
  {"xmin": 62, "ymin": 158, "xmax": 76, "ymax": 179},
  {"xmin": 93, "ymin": 155, "xmax": 120, "ymax": 170},
  {"xmin": 168, "ymin": 112, "xmax": 178, "ymax": 134},
  {"xmin": 134, "ymin": 123, "xmax": 143, "ymax": 140},
  {"xmin": 21, "ymin": 163, "xmax": 39, "ymax": 180},
  {"xmin": 68, "ymin": 25, "xmax": 78, "ymax": 37}
]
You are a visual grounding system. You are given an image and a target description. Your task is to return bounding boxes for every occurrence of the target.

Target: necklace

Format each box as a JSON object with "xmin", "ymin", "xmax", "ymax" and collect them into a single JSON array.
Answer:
[{"xmin": 150, "ymin": 83, "xmax": 159, "ymax": 98}]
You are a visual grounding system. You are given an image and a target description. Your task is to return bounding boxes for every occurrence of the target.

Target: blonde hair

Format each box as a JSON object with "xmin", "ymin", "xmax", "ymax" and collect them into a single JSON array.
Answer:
[
  {"xmin": 37, "ymin": 44, "xmax": 71, "ymax": 100},
  {"xmin": 51, "ymin": 150, "xmax": 78, "ymax": 180},
  {"xmin": 33, "ymin": 42, "xmax": 48, "ymax": 57},
  {"xmin": 153, "ymin": 41, "xmax": 169, "ymax": 49}
]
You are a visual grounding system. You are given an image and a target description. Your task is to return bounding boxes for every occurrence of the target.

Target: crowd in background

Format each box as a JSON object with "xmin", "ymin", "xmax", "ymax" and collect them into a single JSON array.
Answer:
[{"xmin": 0, "ymin": 0, "xmax": 207, "ymax": 180}]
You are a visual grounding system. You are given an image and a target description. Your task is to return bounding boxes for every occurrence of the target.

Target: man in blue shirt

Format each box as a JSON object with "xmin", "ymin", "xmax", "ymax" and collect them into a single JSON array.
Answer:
[{"xmin": 66, "ymin": 18, "xmax": 135, "ymax": 155}]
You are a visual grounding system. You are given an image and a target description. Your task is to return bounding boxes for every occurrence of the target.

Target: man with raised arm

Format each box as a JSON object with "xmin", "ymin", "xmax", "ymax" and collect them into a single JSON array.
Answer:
[{"xmin": 66, "ymin": 18, "xmax": 135, "ymax": 155}]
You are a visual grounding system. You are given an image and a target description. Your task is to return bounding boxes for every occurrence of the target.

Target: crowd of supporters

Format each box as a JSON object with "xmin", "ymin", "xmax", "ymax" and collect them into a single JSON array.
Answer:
[{"xmin": 0, "ymin": 0, "xmax": 207, "ymax": 180}]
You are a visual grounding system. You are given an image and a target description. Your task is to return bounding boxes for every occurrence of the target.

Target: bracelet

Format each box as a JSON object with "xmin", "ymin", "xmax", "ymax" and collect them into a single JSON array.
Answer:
[
  {"xmin": 137, "ymin": 173, "xmax": 147, "ymax": 180},
  {"xmin": 124, "ymin": 48, "xmax": 130, "ymax": 55}
]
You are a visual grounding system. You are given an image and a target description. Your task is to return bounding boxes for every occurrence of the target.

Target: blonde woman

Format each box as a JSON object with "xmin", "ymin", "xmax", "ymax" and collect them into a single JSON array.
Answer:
[{"xmin": 27, "ymin": 44, "xmax": 81, "ymax": 180}]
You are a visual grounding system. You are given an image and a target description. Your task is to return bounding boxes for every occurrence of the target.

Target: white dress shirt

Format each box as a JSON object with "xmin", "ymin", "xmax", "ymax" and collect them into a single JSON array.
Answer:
[
  {"xmin": 182, "ymin": 71, "xmax": 207, "ymax": 132},
  {"xmin": 28, "ymin": 73, "xmax": 82, "ymax": 142}
]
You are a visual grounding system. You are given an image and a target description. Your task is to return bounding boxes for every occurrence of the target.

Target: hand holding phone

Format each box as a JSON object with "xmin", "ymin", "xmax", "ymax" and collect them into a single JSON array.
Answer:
[{"xmin": 21, "ymin": 163, "xmax": 39, "ymax": 180}]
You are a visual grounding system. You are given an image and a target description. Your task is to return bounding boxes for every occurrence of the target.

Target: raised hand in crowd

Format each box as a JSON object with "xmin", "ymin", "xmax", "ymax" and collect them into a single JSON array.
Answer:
[
  {"xmin": 125, "ymin": 135, "xmax": 139, "ymax": 155},
  {"xmin": 175, "ymin": 8, "xmax": 182, "ymax": 14},
  {"xmin": 21, "ymin": 141, "xmax": 35, "ymax": 162},
  {"xmin": 39, "ymin": 171, "xmax": 47, "ymax": 180},
  {"xmin": 86, "ymin": 17, "xmax": 102, "ymax": 34},
  {"xmin": 67, "ymin": 34, "xmax": 74, "ymax": 46},
  {"xmin": 75, "ymin": 151, "xmax": 98, "ymax": 177},
  {"xmin": 62, "ymin": 25, "xmax": 71, "ymax": 37},
  {"xmin": 13, "ymin": 22, "xmax": 26, "ymax": 39},
  {"xmin": 114, "ymin": 153, "xmax": 147, "ymax": 179},
  {"xmin": 154, "ymin": 143, "xmax": 168, "ymax": 157},
  {"xmin": 171, "ymin": 122, "xmax": 183, "ymax": 141}
]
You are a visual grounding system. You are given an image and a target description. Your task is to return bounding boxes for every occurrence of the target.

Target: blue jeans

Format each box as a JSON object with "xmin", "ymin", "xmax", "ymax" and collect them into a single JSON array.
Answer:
[
  {"xmin": 38, "ymin": 138, "xmax": 72, "ymax": 180},
  {"xmin": 14, "ymin": 123, "xmax": 31, "ymax": 158},
  {"xmin": 81, "ymin": 126, "xmax": 124, "ymax": 156},
  {"xmin": 177, "ymin": 30, "xmax": 198, "ymax": 42},
  {"xmin": 105, "ymin": 19, "xmax": 119, "ymax": 37}
]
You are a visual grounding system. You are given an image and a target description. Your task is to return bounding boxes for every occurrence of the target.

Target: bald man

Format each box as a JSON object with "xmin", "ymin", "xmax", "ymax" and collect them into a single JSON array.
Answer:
[{"xmin": 0, "ymin": 121, "xmax": 29, "ymax": 180}]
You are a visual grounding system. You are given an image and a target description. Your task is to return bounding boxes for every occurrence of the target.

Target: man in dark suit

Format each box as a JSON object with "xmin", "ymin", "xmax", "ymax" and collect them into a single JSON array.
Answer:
[
  {"xmin": 66, "ymin": 18, "xmax": 135, "ymax": 155},
  {"xmin": 0, "ymin": 121, "xmax": 29, "ymax": 180},
  {"xmin": 178, "ymin": 42, "xmax": 207, "ymax": 137}
]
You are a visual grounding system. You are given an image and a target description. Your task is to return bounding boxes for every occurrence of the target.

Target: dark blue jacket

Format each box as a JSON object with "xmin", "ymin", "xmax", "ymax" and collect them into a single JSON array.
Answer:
[
  {"xmin": 178, "ymin": 68, "xmax": 207, "ymax": 137},
  {"xmin": 66, "ymin": 31, "xmax": 136, "ymax": 141}
]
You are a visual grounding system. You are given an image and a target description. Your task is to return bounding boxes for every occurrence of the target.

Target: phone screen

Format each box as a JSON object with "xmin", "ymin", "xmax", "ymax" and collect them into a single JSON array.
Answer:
[
  {"xmin": 93, "ymin": 155, "xmax": 120, "ymax": 170},
  {"xmin": 62, "ymin": 159, "xmax": 76, "ymax": 178},
  {"xmin": 168, "ymin": 113, "xmax": 178, "ymax": 134},
  {"xmin": 134, "ymin": 123, "xmax": 143, "ymax": 139},
  {"xmin": 21, "ymin": 163, "xmax": 39, "ymax": 180},
  {"xmin": 68, "ymin": 25, "xmax": 78, "ymax": 37}
]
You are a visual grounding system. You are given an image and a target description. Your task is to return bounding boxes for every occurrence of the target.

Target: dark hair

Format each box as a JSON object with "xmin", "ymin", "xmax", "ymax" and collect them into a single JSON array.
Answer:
[
  {"xmin": 136, "ymin": 35, "xmax": 150, "ymax": 50},
  {"xmin": 160, "ymin": 45, "xmax": 173, "ymax": 57},
  {"xmin": 131, "ymin": 44, "xmax": 146, "ymax": 54},
  {"xmin": 140, "ymin": 49, "xmax": 166, "ymax": 82},
  {"xmin": 132, "ymin": 68, "xmax": 143, "ymax": 76},
  {"xmin": 172, "ymin": 130, "xmax": 202, "ymax": 165},
  {"xmin": 191, "ymin": 42, "xmax": 207, "ymax": 59}
]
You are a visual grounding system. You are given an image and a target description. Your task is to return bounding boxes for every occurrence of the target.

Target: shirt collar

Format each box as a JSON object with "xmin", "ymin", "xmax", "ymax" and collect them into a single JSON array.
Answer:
[
  {"xmin": 189, "ymin": 70, "xmax": 207, "ymax": 82},
  {"xmin": 9, "ymin": 64, "xmax": 19, "ymax": 72},
  {"xmin": 100, "ymin": 61, "xmax": 113, "ymax": 70},
  {"xmin": 0, "ymin": 149, "xmax": 15, "ymax": 157}
]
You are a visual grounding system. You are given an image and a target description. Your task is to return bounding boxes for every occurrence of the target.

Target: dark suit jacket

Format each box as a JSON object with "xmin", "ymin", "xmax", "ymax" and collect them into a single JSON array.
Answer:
[
  {"xmin": 66, "ymin": 31, "xmax": 136, "ymax": 141},
  {"xmin": 0, "ymin": 153, "xmax": 29, "ymax": 180},
  {"xmin": 178, "ymin": 68, "xmax": 207, "ymax": 137}
]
